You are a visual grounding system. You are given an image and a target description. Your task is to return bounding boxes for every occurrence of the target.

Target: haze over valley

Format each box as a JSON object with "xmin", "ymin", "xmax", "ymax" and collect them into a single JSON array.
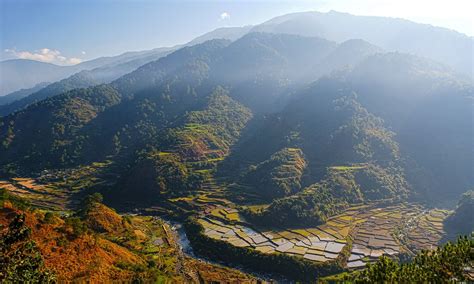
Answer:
[{"xmin": 0, "ymin": 2, "xmax": 473, "ymax": 282}]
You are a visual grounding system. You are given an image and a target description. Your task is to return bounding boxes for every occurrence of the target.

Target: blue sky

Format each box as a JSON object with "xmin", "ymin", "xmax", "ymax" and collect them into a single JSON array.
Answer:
[{"xmin": 1, "ymin": 0, "xmax": 473, "ymax": 65}]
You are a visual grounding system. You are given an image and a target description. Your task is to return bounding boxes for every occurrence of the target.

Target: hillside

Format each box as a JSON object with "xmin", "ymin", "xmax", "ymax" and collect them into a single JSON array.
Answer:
[
  {"xmin": 2, "ymin": 5, "xmax": 473, "ymax": 282},
  {"xmin": 0, "ymin": 192, "xmax": 258, "ymax": 282},
  {"xmin": 1, "ymin": 32, "xmax": 471, "ymax": 207},
  {"xmin": 0, "ymin": 29, "xmax": 472, "ymax": 282},
  {"xmin": 240, "ymin": 147, "xmax": 307, "ymax": 199}
]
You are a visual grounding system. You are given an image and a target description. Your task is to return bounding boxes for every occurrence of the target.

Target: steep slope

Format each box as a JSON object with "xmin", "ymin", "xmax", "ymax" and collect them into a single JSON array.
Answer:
[
  {"xmin": 0, "ymin": 71, "xmax": 101, "ymax": 117},
  {"xmin": 224, "ymin": 77, "xmax": 400, "ymax": 176},
  {"xmin": 226, "ymin": 51, "xmax": 472, "ymax": 204},
  {"xmin": 0, "ymin": 85, "xmax": 122, "ymax": 170},
  {"xmin": 0, "ymin": 40, "xmax": 229, "ymax": 172},
  {"xmin": 246, "ymin": 164, "xmax": 408, "ymax": 227},
  {"xmin": 0, "ymin": 25, "xmax": 253, "ymax": 100},
  {"xmin": 0, "ymin": 33, "xmax": 471, "ymax": 209},
  {"xmin": 308, "ymin": 39, "xmax": 383, "ymax": 79},
  {"xmin": 113, "ymin": 89, "xmax": 252, "ymax": 203},
  {"xmin": 0, "ymin": 33, "xmax": 361, "ymax": 173},
  {"xmin": 0, "ymin": 194, "xmax": 258, "ymax": 282},
  {"xmin": 344, "ymin": 53, "xmax": 474, "ymax": 201},
  {"xmin": 210, "ymin": 33, "xmax": 337, "ymax": 111},
  {"xmin": 232, "ymin": 78, "xmax": 407, "ymax": 225},
  {"xmin": 241, "ymin": 148, "xmax": 307, "ymax": 199}
]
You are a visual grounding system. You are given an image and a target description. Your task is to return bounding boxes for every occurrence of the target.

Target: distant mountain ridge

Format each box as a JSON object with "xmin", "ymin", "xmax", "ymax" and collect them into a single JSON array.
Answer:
[
  {"xmin": 3, "ymin": 10, "xmax": 472, "ymax": 99},
  {"xmin": 251, "ymin": 11, "xmax": 474, "ymax": 79},
  {"xmin": 0, "ymin": 82, "xmax": 50, "ymax": 106}
]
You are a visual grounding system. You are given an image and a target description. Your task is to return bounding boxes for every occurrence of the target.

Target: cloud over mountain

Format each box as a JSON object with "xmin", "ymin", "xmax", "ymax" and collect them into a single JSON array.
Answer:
[{"xmin": 4, "ymin": 48, "xmax": 82, "ymax": 65}]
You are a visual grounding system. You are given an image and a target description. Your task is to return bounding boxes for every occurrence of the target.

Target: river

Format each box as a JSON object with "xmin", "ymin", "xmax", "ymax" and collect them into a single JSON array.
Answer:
[{"xmin": 162, "ymin": 218, "xmax": 287, "ymax": 283}]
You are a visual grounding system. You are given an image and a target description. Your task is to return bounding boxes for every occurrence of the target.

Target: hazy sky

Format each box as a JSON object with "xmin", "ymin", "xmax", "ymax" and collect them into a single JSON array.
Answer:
[{"xmin": 1, "ymin": 0, "xmax": 473, "ymax": 65}]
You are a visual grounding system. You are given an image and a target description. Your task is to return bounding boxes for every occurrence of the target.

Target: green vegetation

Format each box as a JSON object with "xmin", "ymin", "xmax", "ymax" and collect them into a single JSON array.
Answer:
[
  {"xmin": 241, "ymin": 147, "xmax": 307, "ymax": 199},
  {"xmin": 0, "ymin": 30, "xmax": 472, "ymax": 281},
  {"xmin": 0, "ymin": 71, "xmax": 101, "ymax": 117},
  {"xmin": 342, "ymin": 236, "xmax": 473, "ymax": 282},
  {"xmin": 0, "ymin": 188, "xmax": 30, "ymax": 210},
  {"xmin": 111, "ymin": 88, "xmax": 252, "ymax": 204},
  {"xmin": 445, "ymin": 190, "xmax": 474, "ymax": 235},
  {"xmin": 0, "ymin": 213, "xmax": 56, "ymax": 282},
  {"xmin": 330, "ymin": 165, "xmax": 366, "ymax": 171},
  {"xmin": 0, "ymin": 84, "xmax": 121, "ymax": 170},
  {"xmin": 65, "ymin": 217, "xmax": 88, "ymax": 238},
  {"xmin": 244, "ymin": 164, "xmax": 408, "ymax": 227}
]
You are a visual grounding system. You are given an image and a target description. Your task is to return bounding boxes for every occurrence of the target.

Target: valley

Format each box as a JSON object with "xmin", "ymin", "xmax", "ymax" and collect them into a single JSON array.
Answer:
[
  {"xmin": 1, "ymin": 6, "xmax": 473, "ymax": 283},
  {"xmin": 0, "ymin": 166, "xmax": 450, "ymax": 281}
]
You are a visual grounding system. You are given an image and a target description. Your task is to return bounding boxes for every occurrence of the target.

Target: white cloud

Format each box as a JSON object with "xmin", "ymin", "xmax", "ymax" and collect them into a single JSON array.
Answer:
[
  {"xmin": 4, "ymin": 48, "xmax": 83, "ymax": 65},
  {"xmin": 219, "ymin": 12, "xmax": 230, "ymax": 21},
  {"xmin": 81, "ymin": 51, "xmax": 86, "ymax": 55},
  {"xmin": 68, "ymin": 57, "xmax": 83, "ymax": 65}
]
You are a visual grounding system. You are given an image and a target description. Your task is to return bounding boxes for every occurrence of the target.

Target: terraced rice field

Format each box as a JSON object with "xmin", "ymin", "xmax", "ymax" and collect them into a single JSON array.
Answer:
[
  {"xmin": 197, "ymin": 203, "xmax": 448, "ymax": 269},
  {"xmin": 0, "ymin": 178, "xmax": 72, "ymax": 210},
  {"xmin": 402, "ymin": 209, "xmax": 448, "ymax": 251}
]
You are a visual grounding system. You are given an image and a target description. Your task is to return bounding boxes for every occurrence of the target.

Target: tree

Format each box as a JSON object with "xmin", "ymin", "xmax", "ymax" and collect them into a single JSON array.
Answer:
[
  {"xmin": 82, "ymin": 192, "xmax": 104, "ymax": 213},
  {"xmin": 349, "ymin": 235, "xmax": 474, "ymax": 282},
  {"xmin": 0, "ymin": 213, "xmax": 56, "ymax": 282},
  {"xmin": 65, "ymin": 217, "xmax": 87, "ymax": 238}
]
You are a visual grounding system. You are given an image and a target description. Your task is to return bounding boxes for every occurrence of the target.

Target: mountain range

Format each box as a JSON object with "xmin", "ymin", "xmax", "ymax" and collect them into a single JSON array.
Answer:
[
  {"xmin": 0, "ymin": 10, "xmax": 473, "ymax": 282},
  {"xmin": 1, "ymin": 29, "xmax": 472, "ymax": 208}
]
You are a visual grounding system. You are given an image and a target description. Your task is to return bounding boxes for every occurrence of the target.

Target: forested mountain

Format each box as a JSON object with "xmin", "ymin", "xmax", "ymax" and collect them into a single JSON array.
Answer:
[
  {"xmin": 1, "ymin": 31, "xmax": 472, "ymax": 209},
  {"xmin": 0, "ymin": 72, "xmax": 102, "ymax": 116},
  {"xmin": 1, "ymin": 9, "xmax": 473, "ymax": 282}
]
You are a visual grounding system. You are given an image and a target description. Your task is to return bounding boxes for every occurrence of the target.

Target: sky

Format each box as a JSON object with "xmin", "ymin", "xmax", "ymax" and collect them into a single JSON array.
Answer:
[{"xmin": 1, "ymin": 0, "xmax": 473, "ymax": 65}]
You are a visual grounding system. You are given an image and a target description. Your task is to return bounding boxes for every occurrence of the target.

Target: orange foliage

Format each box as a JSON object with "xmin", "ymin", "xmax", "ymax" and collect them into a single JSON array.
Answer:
[{"xmin": 0, "ymin": 208, "xmax": 143, "ymax": 282}]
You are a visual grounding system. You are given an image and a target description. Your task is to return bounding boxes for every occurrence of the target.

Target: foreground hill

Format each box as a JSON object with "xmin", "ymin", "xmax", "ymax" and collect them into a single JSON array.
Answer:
[
  {"xmin": 325, "ymin": 235, "xmax": 474, "ymax": 282},
  {"xmin": 0, "ymin": 192, "xmax": 258, "ymax": 282}
]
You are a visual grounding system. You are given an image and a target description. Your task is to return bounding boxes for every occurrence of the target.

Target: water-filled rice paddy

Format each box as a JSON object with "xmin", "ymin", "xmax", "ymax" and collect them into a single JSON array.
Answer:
[{"xmin": 197, "ymin": 203, "xmax": 447, "ymax": 269}]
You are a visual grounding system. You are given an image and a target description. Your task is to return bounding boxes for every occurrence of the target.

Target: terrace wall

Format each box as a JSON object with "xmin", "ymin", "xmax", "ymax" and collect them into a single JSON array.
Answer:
[{"xmin": 184, "ymin": 217, "xmax": 342, "ymax": 282}]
